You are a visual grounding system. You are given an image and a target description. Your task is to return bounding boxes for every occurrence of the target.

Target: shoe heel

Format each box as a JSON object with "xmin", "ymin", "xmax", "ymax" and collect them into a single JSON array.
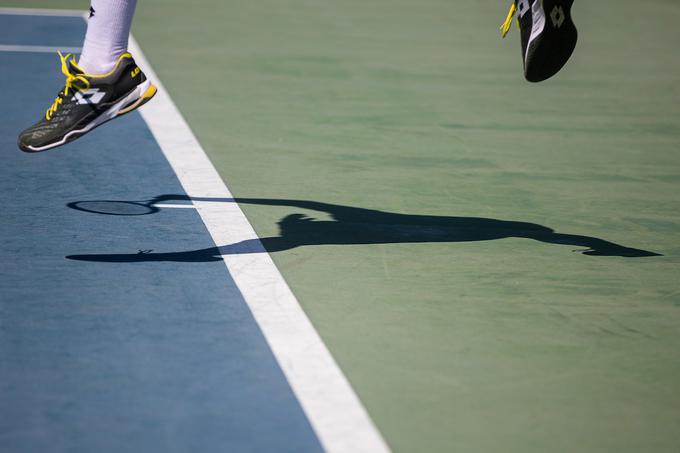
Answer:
[{"xmin": 118, "ymin": 83, "xmax": 157, "ymax": 116}]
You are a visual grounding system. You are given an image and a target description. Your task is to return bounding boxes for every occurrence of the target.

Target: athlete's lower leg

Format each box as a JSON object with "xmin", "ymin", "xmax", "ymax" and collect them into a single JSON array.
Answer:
[{"xmin": 78, "ymin": 0, "xmax": 138, "ymax": 75}]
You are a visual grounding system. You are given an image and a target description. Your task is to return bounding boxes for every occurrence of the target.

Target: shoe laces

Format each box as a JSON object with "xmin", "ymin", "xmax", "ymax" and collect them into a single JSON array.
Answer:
[
  {"xmin": 500, "ymin": 2, "xmax": 518, "ymax": 38},
  {"xmin": 45, "ymin": 51, "xmax": 91, "ymax": 121}
]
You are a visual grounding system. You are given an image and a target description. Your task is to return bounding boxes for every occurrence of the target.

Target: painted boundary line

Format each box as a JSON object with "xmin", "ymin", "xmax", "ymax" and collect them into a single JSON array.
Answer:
[
  {"xmin": 0, "ymin": 7, "xmax": 390, "ymax": 453},
  {"xmin": 0, "ymin": 44, "xmax": 82, "ymax": 53},
  {"xmin": 0, "ymin": 7, "xmax": 82, "ymax": 16},
  {"xmin": 134, "ymin": 35, "xmax": 390, "ymax": 453}
]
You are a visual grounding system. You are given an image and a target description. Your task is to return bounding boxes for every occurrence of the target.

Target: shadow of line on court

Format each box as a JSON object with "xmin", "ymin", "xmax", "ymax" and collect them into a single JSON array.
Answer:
[{"xmin": 65, "ymin": 194, "xmax": 662, "ymax": 262}]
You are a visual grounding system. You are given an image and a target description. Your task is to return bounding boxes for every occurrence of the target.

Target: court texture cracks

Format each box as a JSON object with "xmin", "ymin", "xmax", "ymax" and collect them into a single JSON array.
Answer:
[{"xmin": 2, "ymin": 2, "xmax": 680, "ymax": 453}]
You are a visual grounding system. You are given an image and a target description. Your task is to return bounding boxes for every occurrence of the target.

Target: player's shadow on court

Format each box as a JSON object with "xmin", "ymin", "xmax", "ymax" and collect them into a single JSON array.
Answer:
[{"xmin": 65, "ymin": 195, "xmax": 661, "ymax": 262}]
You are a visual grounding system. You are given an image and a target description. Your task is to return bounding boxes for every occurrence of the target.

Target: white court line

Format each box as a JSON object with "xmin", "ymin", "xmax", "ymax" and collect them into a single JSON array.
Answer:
[
  {"xmin": 129, "ymin": 35, "xmax": 391, "ymax": 453},
  {"xmin": 0, "ymin": 8, "xmax": 83, "ymax": 54},
  {"xmin": 0, "ymin": 7, "xmax": 82, "ymax": 16},
  {"xmin": 0, "ymin": 44, "xmax": 81, "ymax": 53},
  {"xmin": 1, "ymin": 6, "xmax": 390, "ymax": 453},
  {"xmin": 153, "ymin": 204, "xmax": 196, "ymax": 209}
]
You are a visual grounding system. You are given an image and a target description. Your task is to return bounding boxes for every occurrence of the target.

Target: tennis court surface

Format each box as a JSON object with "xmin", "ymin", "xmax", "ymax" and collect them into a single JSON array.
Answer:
[{"xmin": 1, "ymin": 2, "xmax": 680, "ymax": 452}]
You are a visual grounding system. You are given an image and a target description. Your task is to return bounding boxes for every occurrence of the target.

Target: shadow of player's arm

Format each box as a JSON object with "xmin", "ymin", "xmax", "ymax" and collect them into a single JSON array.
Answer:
[
  {"xmin": 233, "ymin": 198, "xmax": 387, "ymax": 222},
  {"xmin": 527, "ymin": 232, "xmax": 662, "ymax": 257}
]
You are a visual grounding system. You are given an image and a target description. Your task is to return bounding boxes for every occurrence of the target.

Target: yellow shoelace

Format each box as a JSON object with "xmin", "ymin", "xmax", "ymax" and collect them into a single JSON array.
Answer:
[
  {"xmin": 45, "ymin": 51, "xmax": 90, "ymax": 120},
  {"xmin": 500, "ymin": 2, "xmax": 518, "ymax": 38}
]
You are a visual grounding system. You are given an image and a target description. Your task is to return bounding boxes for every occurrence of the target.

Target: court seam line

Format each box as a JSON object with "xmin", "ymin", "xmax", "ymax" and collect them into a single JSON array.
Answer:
[
  {"xmin": 1, "ymin": 7, "xmax": 389, "ymax": 453},
  {"xmin": 0, "ymin": 44, "xmax": 82, "ymax": 53},
  {"xmin": 0, "ymin": 7, "xmax": 82, "ymax": 16}
]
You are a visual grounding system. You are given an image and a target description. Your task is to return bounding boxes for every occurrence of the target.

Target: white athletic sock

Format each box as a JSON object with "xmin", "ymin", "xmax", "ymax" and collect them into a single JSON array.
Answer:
[{"xmin": 78, "ymin": 0, "xmax": 138, "ymax": 75}]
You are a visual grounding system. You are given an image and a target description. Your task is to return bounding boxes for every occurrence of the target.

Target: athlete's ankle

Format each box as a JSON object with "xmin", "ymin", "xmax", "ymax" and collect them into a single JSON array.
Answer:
[
  {"xmin": 78, "ymin": 50, "xmax": 125, "ymax": 75},
  {"xmin": 78, "ymin": 0, "xmax": 137, "ymax": 75}
]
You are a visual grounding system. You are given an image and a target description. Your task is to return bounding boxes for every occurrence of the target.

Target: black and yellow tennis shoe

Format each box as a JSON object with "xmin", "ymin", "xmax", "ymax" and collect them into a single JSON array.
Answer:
[
  {"xmin": 18, "ymin": 52, "xmax": 156, "ymax": 152},
  {"xmin": 501, "ymin": 0, "xmax": 577, "ymax": 82}
]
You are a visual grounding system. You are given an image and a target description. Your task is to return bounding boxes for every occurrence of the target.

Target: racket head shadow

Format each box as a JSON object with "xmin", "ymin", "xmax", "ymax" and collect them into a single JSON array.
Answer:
[{"xmin": 67, "ymin": 200, "xmax": 159, "ymax": 216}]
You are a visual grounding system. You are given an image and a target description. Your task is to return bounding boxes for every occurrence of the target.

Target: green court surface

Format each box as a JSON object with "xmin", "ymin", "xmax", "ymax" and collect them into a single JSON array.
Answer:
[{"xmin": 8, "ymin": 1, "xmax": 680, "ymax": 451}]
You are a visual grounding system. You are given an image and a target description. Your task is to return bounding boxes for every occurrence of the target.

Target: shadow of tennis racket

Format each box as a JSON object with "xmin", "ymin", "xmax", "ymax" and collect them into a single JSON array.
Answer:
[{"xmin": 67, "ymin": 194, "xmax": 200, "ymax": 215}]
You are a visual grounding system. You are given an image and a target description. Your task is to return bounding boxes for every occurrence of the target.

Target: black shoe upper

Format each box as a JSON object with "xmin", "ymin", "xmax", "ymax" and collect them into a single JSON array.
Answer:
[
  {"xmin": 516, "ymin": 0, "xmax": 578, "ymax": 82},
  {"xmin": 18, "ymin": 53, "xmax": 147, "ymax": 151}
]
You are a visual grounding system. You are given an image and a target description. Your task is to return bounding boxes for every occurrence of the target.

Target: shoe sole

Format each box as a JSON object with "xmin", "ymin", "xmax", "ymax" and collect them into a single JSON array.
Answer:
[
  {"xmin": 524, "ymin": 0, "xmax": 577, "ymax": 82},
  {"xmin": 20, "ymin": 80, "xmax": 158, "ymax": 153}
]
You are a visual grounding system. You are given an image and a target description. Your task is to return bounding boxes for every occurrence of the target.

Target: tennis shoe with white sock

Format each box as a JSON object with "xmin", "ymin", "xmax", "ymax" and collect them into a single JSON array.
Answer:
[{"xmin": 18, "ymin": 51, "xmax": 156, "ymax": 152}]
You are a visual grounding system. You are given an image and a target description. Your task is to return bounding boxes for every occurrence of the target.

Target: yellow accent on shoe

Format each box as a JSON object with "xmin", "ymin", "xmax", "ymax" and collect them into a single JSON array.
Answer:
[
  {"xmin": 500, "ymin": 2, "xmax": 518, "ymax": 38},
  {"xmin": 117, "ymin": 84, "xmax": 157, "ymax": 116},
  {"xmin": 69, "ymin": 52, "xmax": 134, "ymax": 78},
  {"xmin": 45, "ymin": 51, "xmax": 90, "ymax": 121}
]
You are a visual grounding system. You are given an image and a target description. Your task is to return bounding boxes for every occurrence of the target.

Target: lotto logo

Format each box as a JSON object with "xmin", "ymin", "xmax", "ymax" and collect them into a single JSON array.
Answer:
[
  {"xmin": 550, "ymin": 5, "xmax": 565, "ymax": 28},
  {"xmin": 72, "ymin": 88, "xmax": 106, "ymax": 105}
]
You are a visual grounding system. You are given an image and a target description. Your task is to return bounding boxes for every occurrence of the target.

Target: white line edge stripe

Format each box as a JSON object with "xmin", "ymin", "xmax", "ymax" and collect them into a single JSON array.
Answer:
[
  {"xmin": 0, "ymin": 44, "xmax": 82, "ymax": 53},
  {"xmin": 0, "ymin": 7, "xmax": 83, "ymax": 16},
  {"xmin": 124, "ymin": 23, "xmax": 391, "ymax": 453}
]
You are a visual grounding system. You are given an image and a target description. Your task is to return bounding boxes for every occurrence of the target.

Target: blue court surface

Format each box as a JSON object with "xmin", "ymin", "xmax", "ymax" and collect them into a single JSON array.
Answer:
[{"xmin": 0, "ymin": 13, "xmax": 322, "ymax": 453}]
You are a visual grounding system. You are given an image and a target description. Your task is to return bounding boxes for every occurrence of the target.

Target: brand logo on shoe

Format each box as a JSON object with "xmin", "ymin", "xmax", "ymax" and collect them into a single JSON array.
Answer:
[
  {"xmin": 72, "ymin": 88, "xmax": 106, "ymax": 105},
  {"xmin": 550, "ymin": 5, "xmax": 565, "ymax": 28},
  {"xmin": 89, "ymin": 6, "xmax": 95, "ymax": 18},
  {"xmin": 517, "ymin": 0, "xmax": 530, "ymax": 18},
  {"xmin": 131, "ymin": 67, "xmax": 140, "ymax": 78}
]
